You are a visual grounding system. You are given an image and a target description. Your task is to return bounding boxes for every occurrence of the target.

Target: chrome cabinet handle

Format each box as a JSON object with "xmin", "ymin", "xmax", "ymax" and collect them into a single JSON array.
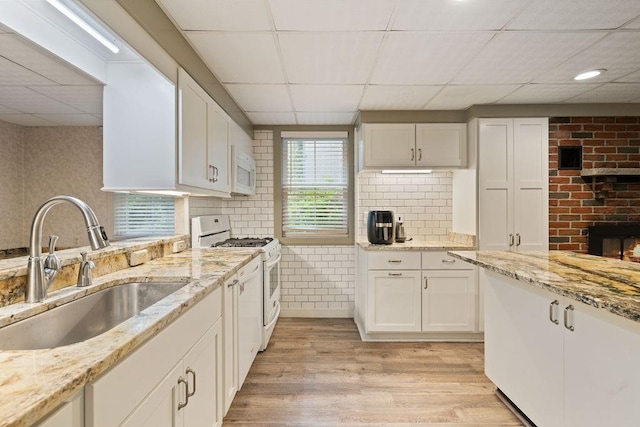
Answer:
[
  {"xmin": 227, "ymin": 279, "xmax": 239, "ymax": 288},
  {"xmin": 186, "ymin": 367, "xmax": 196, "ymax": 398},
  {"xmin": 424, "ymin": 277, "xmax": 428, "ymax": 289},
  {"xmin": 549, "ymin": 300, "xmax": 559, "ymax": 324},
  {"xmin": 509, "ymin": 234, "xmax": 514, "ymax": 247},
  {"xmin": 213, "ymin": 166, "xmax": 219, "ymax": 183},
  {"xmin": 441, "ymin": 259, "xmax": 456, "ymax": 264},
  {"xmin": 177, "ymin": 376, "xmax": 189, "ymax": 410},
  {"xmin": 516, "ymin": 233, "xmax": 521, "ymax": 246},
  {"xmin": 388, "ymin": 260, "xmax": 402, "ymax": 263},
  {"xmin": 418, "ymin": 148, "xmax": 422, "ymax": 161},
  {"xmin": 564, "ymin": 305, "xmax": 575, "ymax": 331},
  {"xmin": 388, "ymin": 272, "xmax": 403, "ymax": 277},
  {"xmin": 410, "ymin": 148, "xmax": 415, "ymax": 161}
]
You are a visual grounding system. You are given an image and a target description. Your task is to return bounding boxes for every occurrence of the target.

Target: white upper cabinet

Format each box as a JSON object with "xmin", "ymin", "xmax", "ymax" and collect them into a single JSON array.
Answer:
[{"xmin": 361, "ymin": 123, "xmax": 467, "ymax": 169}]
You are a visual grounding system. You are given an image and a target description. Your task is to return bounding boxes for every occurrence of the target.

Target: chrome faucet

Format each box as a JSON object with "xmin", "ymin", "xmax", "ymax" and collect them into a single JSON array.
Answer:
[
  {"xmin": 25, "ymin": 196, "xmax": 110, "ymax": 303},
  {"xmin": 77, "ymin": 251, "xmax": 95, "ymax": 287}
]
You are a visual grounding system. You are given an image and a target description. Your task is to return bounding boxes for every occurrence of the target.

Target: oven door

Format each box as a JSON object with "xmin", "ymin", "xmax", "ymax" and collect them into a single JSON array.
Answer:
[{"xmin": 262, "ymin": 252, "xmax": 281, "ymax": 350}]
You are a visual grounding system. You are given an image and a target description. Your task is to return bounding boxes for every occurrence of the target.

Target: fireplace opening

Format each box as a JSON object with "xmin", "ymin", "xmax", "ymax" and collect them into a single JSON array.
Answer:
[{"xmin": 588, "ymin": 225, "xmax": 640, "ymax": 262}]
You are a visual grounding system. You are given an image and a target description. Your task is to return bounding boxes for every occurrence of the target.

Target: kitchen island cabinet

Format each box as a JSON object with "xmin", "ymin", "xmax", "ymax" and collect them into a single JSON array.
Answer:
[{"xmin": 452, "ymin": 250, "xmax": 640, "ymax": 427}]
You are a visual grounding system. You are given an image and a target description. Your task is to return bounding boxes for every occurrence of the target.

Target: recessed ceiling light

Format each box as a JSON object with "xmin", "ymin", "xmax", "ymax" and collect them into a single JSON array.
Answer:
[{"xmin": 574, "ymin": 69, "xmax": 606, "ymax": 81}]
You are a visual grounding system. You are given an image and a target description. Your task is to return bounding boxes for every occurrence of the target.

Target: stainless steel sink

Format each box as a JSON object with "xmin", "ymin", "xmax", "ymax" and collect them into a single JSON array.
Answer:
[{"xmin": 0, "ymin": 282, "xmax": 188, "ymax": 350}]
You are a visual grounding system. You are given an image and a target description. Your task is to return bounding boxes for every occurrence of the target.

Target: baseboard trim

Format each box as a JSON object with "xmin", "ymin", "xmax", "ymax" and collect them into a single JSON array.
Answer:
[
  {"xmin": 495, "ymin": 388, "xmax": 537, "ymax": 427},
  {"xmin": 280, "ymin": 308, "xmax": 353, "ymax": 318}
]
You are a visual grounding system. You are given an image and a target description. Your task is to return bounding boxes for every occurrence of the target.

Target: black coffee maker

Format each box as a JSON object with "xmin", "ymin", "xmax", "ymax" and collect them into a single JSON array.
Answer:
[{"xmin": 367, "ymin": 210, "xmax": 394, "ymax": 244}]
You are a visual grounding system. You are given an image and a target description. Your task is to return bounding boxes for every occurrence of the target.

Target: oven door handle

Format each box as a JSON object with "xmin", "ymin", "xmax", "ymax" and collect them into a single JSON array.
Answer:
[
  {"xmin": 265, "ymin": 301, "xmax": 281, "ymax": 330},
  {"xmin": 266, "ymin": 253, "xmax": 282, "ymax": 269}
]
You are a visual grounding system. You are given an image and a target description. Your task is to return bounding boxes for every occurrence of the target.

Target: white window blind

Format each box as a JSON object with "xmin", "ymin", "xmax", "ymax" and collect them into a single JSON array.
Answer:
[
  {"xmin": 114, "ymin": 193, "xmax": 175, "ymax": 238},
  {"xmin": 282, "ymin": 137, "xmax": 349, "ymax": 237}
]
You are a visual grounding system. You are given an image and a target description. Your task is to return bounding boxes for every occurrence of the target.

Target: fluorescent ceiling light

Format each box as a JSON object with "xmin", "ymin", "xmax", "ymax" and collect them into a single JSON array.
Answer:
[
  {"xmin": 574, "ymin": 69, "xmax": 605, "ymax": 81},
  {"xmin": 46, "ymin": 0, "xmax": 120, "ymax": 54},
  {"xmin": 381, "ymin": 169, "xmax": 433, "ymax": 174}
]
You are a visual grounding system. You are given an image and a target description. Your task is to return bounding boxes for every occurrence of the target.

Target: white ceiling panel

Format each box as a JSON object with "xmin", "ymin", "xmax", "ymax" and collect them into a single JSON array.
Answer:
[
  {"xmin": 497, "ymin": 84, "xmax": 601, "ymax": 104},
  {"xmin": 28, "ymin": 85, "xmax": 103, "ymax": 114},
  {"xmin": 0, "ymin": 35, "xmax": 98, "ymax": 85},
  {"xmin": 296, "ymin": 112, "xmax": 356, "ymax": 125},
  {"xmin": 534, "ymin": 33, "xmax": 640, "ymax": 84},
  {"xmin": 0, "ymin": 114, "xmax": 58, "ymax": 126},
  {"xmin": 186, "ymin": 32, "xmax": 284, "ymax": 83},
  {"xmin": 509, "ymin": 0, "xmax": 640, "ymax": 30},
  {"xmin": 454, "ymin": 32, "xmax": 604, "ymax": 84},
  {"xmin": 0, "ymin": 87, "xmax": 82, "ymax": 114},
  {"xmin": 624, "ymin": 16, "xmax": 640, "ymax": 29},
  {"xmin": 246, "ymin": 111, "xmax": 296, "ymax": 125},
  {"xmin": 35, "ymin": 114, "xmax": 102, "ymax": 126},
  {"xmin": 616, "ymin": 70, "xmax": 640, "ymax": 83},
  {"xmin": 392, "ymin": 0, "xmax": 528, "ymax": 31},
  {"xmin": 290, "ymin": 85, "xmax": 363, "ymax": 111},
  {"xmin": 0, "ymin": 105, "xmax": 20, "ymax": 114},
  {"xmin": 0, "ymin": 56, "xmax": 54, "ymax": 86},
  {"xmin": 371, "ymin": 32, "xmax": 495, "ymax": 85},
  {"xmin": 565, "ymin": 83, "xmax": 640, "ymax": 103},
  {"xmin": 359, "ymin": 85, "xmax": 442, "ymax": 110},
  {"xmin": 226, "ymin": 84, "xmax": 291, "ymax": 111},
  {"xmin": 279, "ymin": 32, "xmax": 383, "ymax": 84},
  {"xmin": 269, "ymin": 0, "xmax": 394, "ymax": 31},
  {"xmin": 156, "ymin": 0, "xmax": 271, "ymax": 31},
  {"xmin": 426, "ymin": 85, "xmax": 521, "ymax": 109}
]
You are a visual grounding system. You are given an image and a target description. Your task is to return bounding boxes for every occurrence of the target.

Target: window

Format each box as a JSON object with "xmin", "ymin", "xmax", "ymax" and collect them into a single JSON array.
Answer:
[
  {"xmin": 277, "ymin": 130, "xmax": 353, "ymax": 244},
  {"xmin": 114, "ymin": 193, "xmax": 175, "ymax": 238}
]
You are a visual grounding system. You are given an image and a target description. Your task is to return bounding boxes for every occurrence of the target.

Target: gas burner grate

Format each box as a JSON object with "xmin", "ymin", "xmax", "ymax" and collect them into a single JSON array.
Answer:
[{"xmin": 212, "ymin": 237, "xmax": 274, "ymax": 248}]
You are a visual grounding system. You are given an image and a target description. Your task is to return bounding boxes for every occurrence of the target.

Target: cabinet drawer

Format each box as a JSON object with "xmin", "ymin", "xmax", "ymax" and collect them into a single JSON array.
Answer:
[
  {"xmin": 368, "ymin": 252, "xmax": 420, "ymax": 270},
  {"xmin": 422, "ymin": 252, "xmax": 472, "ymax": 270}
]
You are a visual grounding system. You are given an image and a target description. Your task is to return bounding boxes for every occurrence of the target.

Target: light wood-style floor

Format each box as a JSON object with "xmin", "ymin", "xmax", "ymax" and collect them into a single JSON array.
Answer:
[{"xmin": 224, "ymin": 318, "xmax": 522, "ymax": 426}]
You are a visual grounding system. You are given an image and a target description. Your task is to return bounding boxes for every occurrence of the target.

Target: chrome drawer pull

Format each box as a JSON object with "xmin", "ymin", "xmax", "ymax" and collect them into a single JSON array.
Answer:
[
  {"xmin": 441, "ymin": 259, "xmax": 456, "ymax": 264},
  {"xmin": 177, "ymin": 376, "xmax": 189, "ymax": 410},
  {"xmin": 424, "ymin": 277, "xmax": 428, "ymax": 289},
  {"xmin": 388, "ymin": 273, "xmax": 403, "ymax": 277},
  {"xmin": 388, "ymin": 260, "xmax": 402, "ymax": 263},
  {"xmin": 549, "ymin": 300, "xmax": 559, "ymax": 324},
  {"xmin": 564, "ymin": 305, "xmax": 575, "ymax": 331}
]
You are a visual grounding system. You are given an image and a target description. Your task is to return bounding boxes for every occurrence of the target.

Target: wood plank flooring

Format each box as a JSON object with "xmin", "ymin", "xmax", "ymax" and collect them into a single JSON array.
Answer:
[{"xmin": 224, "ymin": 318, "xmax": 522, "ymax": 426}]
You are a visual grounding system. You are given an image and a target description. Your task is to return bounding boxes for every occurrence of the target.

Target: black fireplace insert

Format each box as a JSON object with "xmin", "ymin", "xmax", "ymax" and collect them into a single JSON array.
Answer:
[{"xmin": 588, "ymin": 225, "xmax": 640, "ymax": 262}]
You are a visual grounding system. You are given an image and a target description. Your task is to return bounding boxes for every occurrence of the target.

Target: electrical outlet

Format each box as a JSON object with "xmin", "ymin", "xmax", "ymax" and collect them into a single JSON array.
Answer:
[
  {"xmin": 129, "ymin": 249, "xmax": 150, "ymax": 267},
  {"xmin": 173, "ymin": 241, "xmax": 186, "ymax": 253}
]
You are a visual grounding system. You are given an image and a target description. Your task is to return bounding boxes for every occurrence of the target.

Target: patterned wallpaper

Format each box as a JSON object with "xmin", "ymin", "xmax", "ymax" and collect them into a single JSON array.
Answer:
[{"xmin": 0, "ymin": 121, "xmax": 25, "ymax": 250}]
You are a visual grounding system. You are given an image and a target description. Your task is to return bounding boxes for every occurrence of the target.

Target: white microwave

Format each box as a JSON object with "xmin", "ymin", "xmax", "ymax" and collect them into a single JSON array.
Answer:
[{"xmin": 231, "ymin": 146, "xmax": 256, "ymax": 195}]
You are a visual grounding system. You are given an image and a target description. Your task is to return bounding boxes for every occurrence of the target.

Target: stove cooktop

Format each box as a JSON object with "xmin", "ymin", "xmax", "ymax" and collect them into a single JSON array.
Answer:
[{"xmin": 212, "ymin": 237, "xmax": 274, "ymax": 248}]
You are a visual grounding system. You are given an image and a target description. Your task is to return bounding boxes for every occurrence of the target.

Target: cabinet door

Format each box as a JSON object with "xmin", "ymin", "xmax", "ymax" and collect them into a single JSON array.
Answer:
[
  {"xmin": 208, "ymin": 103, "xmax": 230, "ymax": 194},
  {"xmin": 35, "ymin": 393, "xmax": 84, "ymax": 427},
  {"xmin": 564, "ymin": 301, "xmax": 640, "ymax": 427},
  {"xmin": 363, "ymin": 124, "xmax": 416, "ymax": 167},
  {"xmin": 223, "ymin": 275, "xmax": 239, "ymax": 415},
  {"xmin": 184, "ymin": 321, "xmax": 223, "ymax": 427},
  {"xmin": 416, "ymin": 123, "xmax": 466, "ymax": 167},
  {"xmin": 513, "ymin": 118, "xmax": 548, "ymax": 251},
  {"xmin": 483, "ymin": 270, "xmax": 564, "ymax": 427},
  {"xmin": 237, "ymin": 259, "xmax": 263, "ymax": 386},
  {"xmin": 422, "ymin": 269, "xmax": 476, "ymax": 332},
  {"xmin": 478, "ymin": 119, "xmax": 514, "ymax": 251},
  {"xmin": 121, "ymin": 362, "xmax": 184, "ymax": 427},
  {"xmin": 178, "ymin": 69, "xmax": 211, "ymax": 189},
  {"xmin": 367, "ymin": 270, "xmax": 422, "ymax": 332}
]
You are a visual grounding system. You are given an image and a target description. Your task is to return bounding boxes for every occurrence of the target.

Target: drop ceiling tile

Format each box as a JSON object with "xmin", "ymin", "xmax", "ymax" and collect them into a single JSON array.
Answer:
[
  {"xmin": 290, "ymin": 85, "xmax": 363, "ymax": 111},
  {"xmin": 246, "ymin": 112, "xmax": 296, "ymax": 125},
  {"xmin": 371, "ymin": 32, "xmax": 494, "ymax": 85},
  {"xmin": 0, "ymin": 56, "xmax": 54, "ymax": 85},
  {"xmin": 534, "ymin": 33, "xmax": 640, "ymax": 84},
  {"xmin": 0, "ymin": 87, "xmax": 82, "ymax": 114},
  {"xmin": 0, "ymin": 105, "xmax": 19, "ymax": 114},
  {"xmin": 34, "ymin": 114, "xmax": 102, "ymax": 126},
  {"xmin": 616, "ymin": 70, "xmax": 640, "ymax": 83},
  {"xmin": 0, "ymin": 114, "xmax": 58, "ymax": 126},
  {"xmin": 453, "ymin": 32, "xmax": 604, "ymax": 84},
  {"xmin": 565, "ymin": 83, "xmax": 640, "ymax": 103},
  {"xmin": 0, "ymin": 35, "xmax": 98, "ymax": 85},
  {"xmin": 296, "ymin": 112, "xmax": 356, "ymax": 125},
  {"xmin": 226, "ymin": 84, "xmax": 291, "ymax": 111},
  {"xmin": 497, "ymin": 84, "xmax": 601, "ymax": 104},
  {"xmin": 186, "ymin": 32, "xmax": 284, "ymax": 83},
  {"xmin": 29, "ymin": 85, "xmax": 103, "ymax": 114},
  {"xmin": 359, "ymin": 85, "xmax": 442, "ymax": 109},
  {"xmin": 508, "ymin": 0, "xmax": 640, "ymax": 30},
  {"xmin": 426, "ymin": 85, "xmax": 521, "ymax": 109},
  {"xmin": 279, "ymin": 32, "xmax": 383, "ymax": 84},
  {"xmin": 269, "ymin": 0, "xmax": 394, "ymax": 31},
  {"xmin": 624, "ymin": 16, "xmax": 640, "ymax": 29},
  {"xmin": 157, "ymin": 0, "xmax": 271, "ymax": 30},
  {"xmin": 392, "ymin": 0, "xmax": 528, "ymax": 31}
]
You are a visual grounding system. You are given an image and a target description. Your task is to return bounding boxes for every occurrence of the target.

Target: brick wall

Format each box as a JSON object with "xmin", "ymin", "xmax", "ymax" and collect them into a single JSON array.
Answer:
[{"xmin": 549, "ymin": 117, "xmax": 640, "ymax": 252}]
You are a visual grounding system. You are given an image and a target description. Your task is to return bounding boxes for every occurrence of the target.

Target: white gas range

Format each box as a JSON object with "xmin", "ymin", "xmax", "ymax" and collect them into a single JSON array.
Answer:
[{"xmin": 191, "ymin": 215, "xmax": 281, "ymax": 351}]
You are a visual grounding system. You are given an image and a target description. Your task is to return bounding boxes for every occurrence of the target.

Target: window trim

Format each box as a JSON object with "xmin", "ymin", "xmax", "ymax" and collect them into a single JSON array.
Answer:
[{"xmin": 274, "ymin": 127, "xmax": 354, "ymax": 246}]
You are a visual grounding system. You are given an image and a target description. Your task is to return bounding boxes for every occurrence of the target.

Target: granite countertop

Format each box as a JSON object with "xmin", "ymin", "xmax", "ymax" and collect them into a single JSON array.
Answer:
[
  {"xmin": 448, "ymin": 250, "xmax": 640, "ymax": 323},
  {"xmin": 0, "ymin": 247, "xmax": 259, "ymax": 427},
  {"xmin": 357, "ymin": 239, "xmax": 475, "ymax": 251}
]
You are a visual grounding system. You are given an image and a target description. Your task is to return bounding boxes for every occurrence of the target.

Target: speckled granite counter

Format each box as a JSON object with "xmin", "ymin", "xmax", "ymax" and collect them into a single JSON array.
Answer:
[
  {"xmin": 448, "ymin": 250, "xmax": 640, "ymax": 323},
  {"xmin": 0, "ymin": 247, "xmax": 259, "ymax": 427},
  {"xmin": 357, "ymin": 239, "xmax": 475, "ymax": 251}
]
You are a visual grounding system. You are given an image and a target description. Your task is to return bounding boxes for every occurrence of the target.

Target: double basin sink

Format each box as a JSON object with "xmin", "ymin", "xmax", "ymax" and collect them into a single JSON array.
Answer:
[{"xmin": 0, "ymin": 281, "xmax": 189, "ymax": 351}]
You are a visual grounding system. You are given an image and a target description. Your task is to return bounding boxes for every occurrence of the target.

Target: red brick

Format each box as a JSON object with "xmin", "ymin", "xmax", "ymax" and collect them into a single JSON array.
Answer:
[
  {"xmin": 604, "ymin": 124, "xmax": 628, "ymax": 131},
  {"xmin": 594, "ymin": 117, "xmax": 616, "ymax": 124},
  {"xmin": 558, "ymin": 124, "xmax": 584, "ymax": 131},
  {"xmin": 594, "ymin": 132, "xmax": 616, "ymax": 138},
  {"xmin": 569, "ymin": 192, "xmax": 593, "ymax": 199},
  {"xmin": 583, "ymin": 125, "xmax": 604, "ymax": 131},
  {"xmin": 615, "ymin": 117, "xmax": 639, "ymax": 124},
  {"xmin": 559, "ymin": 199, "xmax": 581, "ymax": 206},
  {"xmin": 550, "ymin": 221, "xmax": 571, "ymax": 228},
  {"xmin": 571, "ymin": 117, "xmax": 594, "ymax": 124},
  {"xmin": 594, "ymin": 147, "xmax": 617, "ymax": 153}
]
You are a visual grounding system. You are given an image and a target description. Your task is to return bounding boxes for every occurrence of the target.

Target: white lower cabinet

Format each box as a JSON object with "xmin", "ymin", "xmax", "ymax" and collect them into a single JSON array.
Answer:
[
  {"xmin": 422, "ymin": 269, "xmax": 475, "ymax": 332},
  {"xmin": 367, "ymin": 269, "xmax": 422, "ymax": 332},
  {"xmin": 222, "ymin": 274, "xmax": 239, "ymax": 415},
  {"xmin": 484, "ymin": 269, "xmax": 640, "ymax": 427},
  {"xmin": 237, "ymin": 258, "xmax": 263, "ymax": 386},
  {"xmin": 35, "ymin": 392, "xmax": 84, "ymax": 427},
  {"xmin": 85, "ymin": 287, "xmax": 223, "ymax": 427}
]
